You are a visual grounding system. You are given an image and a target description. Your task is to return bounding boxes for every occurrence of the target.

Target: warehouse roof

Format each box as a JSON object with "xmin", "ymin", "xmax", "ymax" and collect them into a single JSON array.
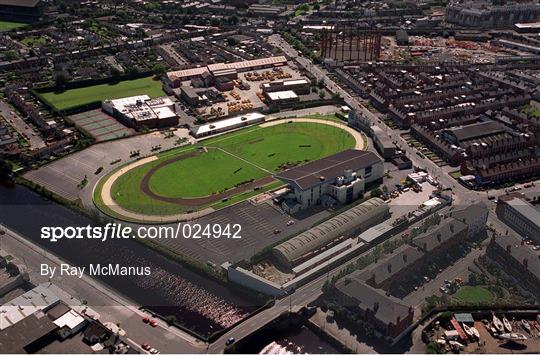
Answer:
[
  {"xmin": 275, "ymin": 149, "xmax": 382, "ymax": 190},
  {"xmin": 444, "ymin": 121, "xmax": 507, "ymax": 142},
  {"xmin": 168, "ymin": 56, "xmax": 287, "ymax": 81},
  {"xmin": 1, "ymin": 284, "xmax": 60, "ymax": 330},
  {"xmin": 266, "ymin": 90, "xmax": 298, "ymax": 101},
  {"xmin": 273, "ymin": 198, "xmax": 389, "ymax": 266},
  {"xmin": 0, "ymin": 314, "xmax": 57, "ymax": 353}
]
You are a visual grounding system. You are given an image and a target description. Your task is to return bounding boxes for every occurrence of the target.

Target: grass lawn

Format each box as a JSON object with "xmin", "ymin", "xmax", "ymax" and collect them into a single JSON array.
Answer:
[
  {"xmin": 0, "ymin": 20, "xmax": 26, "ymax": 31},
  {"xmin": 211, "ymin": 122, "xmax": 355, "ymax": 171},
  {"xmin": 453, "ymin": 286, "xmax": 494, "ymax": 304},
  {"xmin": 107, "ymin": 122, "xmax": 355, "ymax": 214},
  {"xmin": 149, "ymin": 149, "xmax": 268, "ymax": 198},
  {"xmin": 450, "ymin": 170, "xmax": 462, "ymax": 179},
  {"xmin": 41, "ymin": 76, "xmax": 164, "ymax": 111},
  {"xmin": 21, "ymin": 35, "xmax": 47, "ymax": 46},
  {"xmin": 522, "ymin": 105, "xmax": 540, "ymax": 118}
]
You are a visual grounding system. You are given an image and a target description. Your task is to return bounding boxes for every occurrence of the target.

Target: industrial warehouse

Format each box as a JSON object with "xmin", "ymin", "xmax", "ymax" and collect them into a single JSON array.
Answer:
[
  {"xmin": 102, "ymin": 95, "xmax": 179, "ymax": 130},
  {"xmin": 273, "ymin": 198, "xmax": 390, "ymax": 268},
  {"xmin": 166, "ymin": 56, "xmax": 288, "ymax": 86}
]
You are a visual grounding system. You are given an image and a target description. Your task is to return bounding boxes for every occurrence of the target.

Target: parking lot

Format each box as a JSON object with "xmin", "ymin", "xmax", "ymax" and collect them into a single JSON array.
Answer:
[
  {"xmin": 387, "ymin": 182, "xmax": 437, "ymax": 222},
  {"xmin": 24, "ymin": 129, "xmax": 194, "ymax": 202},
  {"xmin": 153, "ymin": 200, "xmax": 334, "ymax": 264}
]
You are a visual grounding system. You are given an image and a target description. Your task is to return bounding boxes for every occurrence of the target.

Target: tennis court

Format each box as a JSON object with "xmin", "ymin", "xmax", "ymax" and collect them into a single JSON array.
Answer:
[{"xmin": 68, "ymin": 109, "xmax": 135, "ymax": 141}]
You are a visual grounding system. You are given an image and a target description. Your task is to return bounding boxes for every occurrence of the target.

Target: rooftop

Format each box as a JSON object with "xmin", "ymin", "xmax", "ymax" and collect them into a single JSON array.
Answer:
[
  {"xmin": 335, "ymin": 276, "xmax": 412, "ymax": 326},
  {"xmin": 0, "ymin": 314, "xmax": 57, "ymax": 353},
  {"xmin": 275, "ymin": 149, "xmax": 382, "ymax": 191},
  {"xmin": 190, "ymin": 112, "xmax": 265, "ymax": 136},
  {"xmin": 168, "ymin": 56, "xmax": 287, "ymax": 81},
  {"xmin": 499, "ymin": 195, "xmax": 540, "ymax": 230},
  {"xmin": 444, "ymin": 120, "xmax": 507, "ymax": 142},
  {"xmin": 1, "ymin": 284, "xmax": 60, "ymax": 330}
]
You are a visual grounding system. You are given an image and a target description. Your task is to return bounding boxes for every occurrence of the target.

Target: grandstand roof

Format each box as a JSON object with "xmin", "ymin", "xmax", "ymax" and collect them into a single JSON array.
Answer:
[{"xmin": 275, "ymin": 149, "xmax": 382, "ymax": 190}]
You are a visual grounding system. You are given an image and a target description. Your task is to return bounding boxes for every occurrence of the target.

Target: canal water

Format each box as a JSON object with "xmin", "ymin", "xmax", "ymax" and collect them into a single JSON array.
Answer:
[
  {"xmin": 0, "ymin": 183, "xmax": 257, "ymax": 336},
  {"xmin": 241, "ymin": 324, "xmax": 341, "ymax": 354}
]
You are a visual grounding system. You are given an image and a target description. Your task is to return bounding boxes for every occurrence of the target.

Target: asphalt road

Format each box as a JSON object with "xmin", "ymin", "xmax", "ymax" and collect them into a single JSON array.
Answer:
[{"xmin": 208, "ymin": 254, "xmax": 349, "ymax": 353}]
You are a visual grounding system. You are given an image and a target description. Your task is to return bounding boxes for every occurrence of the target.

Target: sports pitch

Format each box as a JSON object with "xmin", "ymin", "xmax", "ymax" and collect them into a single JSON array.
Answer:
[
  {"xmin": 97, "ymin": 121, "xmax": 357, "ymax": 217},
  {"xmin": 41, "ymin": 76, "xmax": 164, "ymax": 111}
]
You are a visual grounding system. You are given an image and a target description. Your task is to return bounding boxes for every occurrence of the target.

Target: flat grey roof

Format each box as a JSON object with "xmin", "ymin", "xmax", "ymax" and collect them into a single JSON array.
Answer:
[
  {"xmin": 504, "ymin": 196, "xmax": 540, "ymax": 229},
  {"xmin": 445, "ymin": 121, "xmax": 507, "ymax": 142}
]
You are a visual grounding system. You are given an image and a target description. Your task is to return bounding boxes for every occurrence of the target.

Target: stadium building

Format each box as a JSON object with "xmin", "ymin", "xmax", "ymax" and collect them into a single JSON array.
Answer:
[
  {"xmin": 275, "ymin": 149, "xmax": 384, "ymax": 213},
  {"xmin": 272, "ymin": 198, "xmax": 390, "ymax": 268},
  {"xmin": 102, "ymin": 95, "xmax": 178, "ymax": 130}
]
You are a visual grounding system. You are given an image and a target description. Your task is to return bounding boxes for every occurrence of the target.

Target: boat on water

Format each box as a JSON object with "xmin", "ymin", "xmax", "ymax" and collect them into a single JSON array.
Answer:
[
  {"xmin": 493, "ymin": 314, "xmax": 504, "ymax": 333},
  {"xmin": 462, "ymin": 323, "xmax": 474, "ymax": 337},
  {"xmin": 521, "ymin": 319, "xmax": 532, "ymax": 333},
  {"xmin": 499, "ymin": 333, "xmax": 528, "ymax": 342},
  {"xmin": 471, "ymin": 327, "xmax": 480, "ymax": 339},
  {"xmin": 503, "ymin": 317, "xmax": 512, "ymax": 332}
]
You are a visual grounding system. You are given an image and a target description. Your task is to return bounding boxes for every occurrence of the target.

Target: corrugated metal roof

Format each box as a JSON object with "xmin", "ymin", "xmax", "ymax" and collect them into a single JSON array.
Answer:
[{"xmin": 273, "ymin": 198, "xmax": 389, "ymax": 265}]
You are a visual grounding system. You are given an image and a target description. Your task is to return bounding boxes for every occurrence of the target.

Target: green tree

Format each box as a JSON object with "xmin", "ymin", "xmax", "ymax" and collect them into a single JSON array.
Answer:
[
  {"xmin": 371, "ymin": 188, "xmax": 383, "ymax": 198},
  {"xmin": 55, "ymin": 72, "xmax": 69, "ymax": 89},
  {"xmin": 152, "ymin": 64, "xmax": 166, "ymax": 77},
  {"xmin": 426, "ymin": 342, "xmax": 443, "ymax": 354}
]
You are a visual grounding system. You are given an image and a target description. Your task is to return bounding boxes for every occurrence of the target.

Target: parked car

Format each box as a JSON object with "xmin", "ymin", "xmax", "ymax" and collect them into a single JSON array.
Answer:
[
  {"xmin": 149, "ymin": 319, "xmax": 158, "ymax": 327},
  {"xmin": 141, "ymin": 343, "xmax": 151, "ymax": 351},
  {"xmin": 225, "ymin": 337, "xmax": 235, "ymax": 346}
]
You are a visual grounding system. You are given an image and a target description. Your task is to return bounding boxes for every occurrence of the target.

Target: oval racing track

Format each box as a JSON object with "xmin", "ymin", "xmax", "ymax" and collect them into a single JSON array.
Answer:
[{"xmin": 96, "ymin": 118, "xmax": 366, "ymax": 223}]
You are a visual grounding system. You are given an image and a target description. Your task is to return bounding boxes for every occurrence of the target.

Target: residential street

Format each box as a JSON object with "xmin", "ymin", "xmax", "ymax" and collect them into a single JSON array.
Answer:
[{"xmin": 0, "ymin": 99, "xmax": 46, "ymax": 150}]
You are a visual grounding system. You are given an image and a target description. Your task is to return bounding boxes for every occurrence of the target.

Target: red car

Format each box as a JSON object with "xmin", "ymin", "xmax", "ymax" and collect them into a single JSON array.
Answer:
[
  {"xmin": 141, "ymin": 343, "xmax": 151, "ymax": 351},
  {"xmin": 149, "ymin": 319, "xmax": 158, "ymax": 327},
  {"xmin": 142, "ymin": 317, "xmax": 150, "ymax": 324}
]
